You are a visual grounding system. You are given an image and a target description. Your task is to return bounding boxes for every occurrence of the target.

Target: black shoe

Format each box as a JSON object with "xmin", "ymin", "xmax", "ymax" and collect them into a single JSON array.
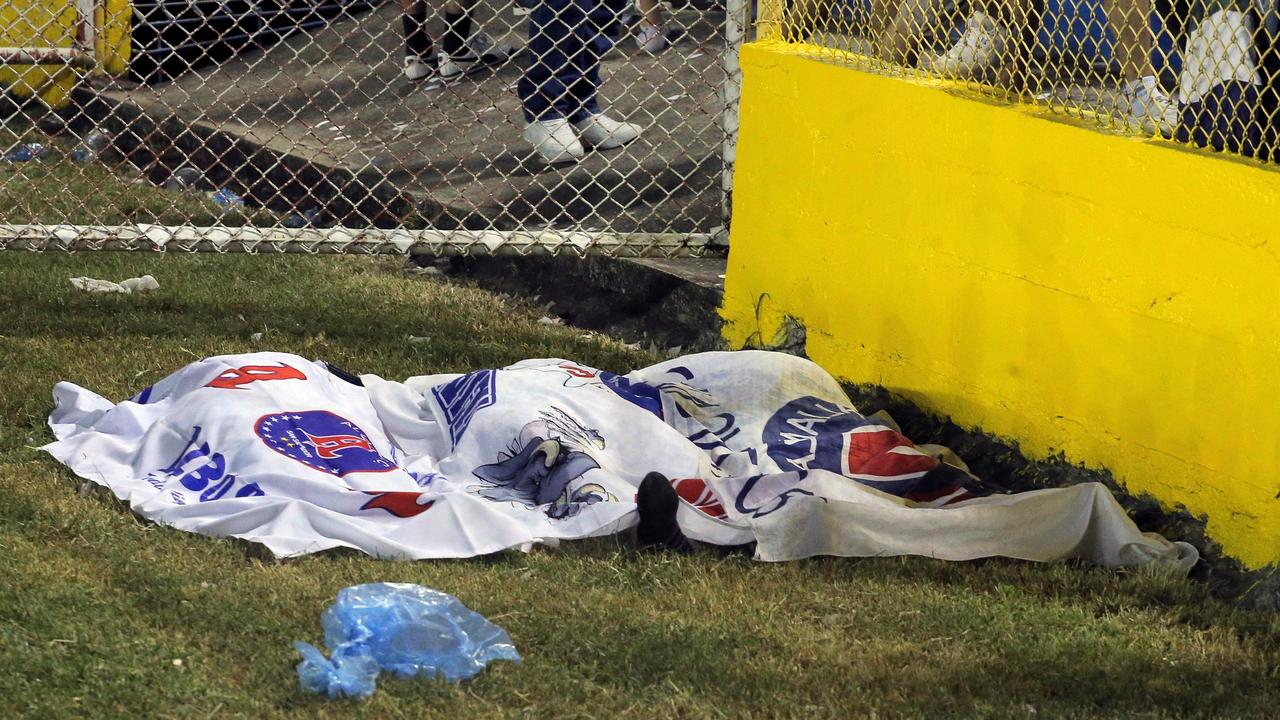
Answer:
[
  {"xmin": 636, "ymin": 472, "xmax": 694, "ymax": 554},
  {"xmin": 438, "ymin": 34, "xmax": 512, "ymax": 81},
  {"xmin": 322, "ymin": 361, "xmax": 364, "ymax": 387}
]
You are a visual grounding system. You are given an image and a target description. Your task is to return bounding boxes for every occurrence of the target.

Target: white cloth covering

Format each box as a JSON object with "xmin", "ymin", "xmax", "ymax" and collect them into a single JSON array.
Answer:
[{"xmin": 43, "ymin": 350, "xmax": 1197, "ymax": 571}]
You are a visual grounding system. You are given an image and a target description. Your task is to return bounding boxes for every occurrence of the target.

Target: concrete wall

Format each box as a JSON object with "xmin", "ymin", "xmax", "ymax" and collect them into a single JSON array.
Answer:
[
  {"xmin": 723, "ymin": 41, "xmax": 1280, "ymax": 569},
  {"xmin": 1, "ymin": 0, "xmax": 129, "ymax": 108}
]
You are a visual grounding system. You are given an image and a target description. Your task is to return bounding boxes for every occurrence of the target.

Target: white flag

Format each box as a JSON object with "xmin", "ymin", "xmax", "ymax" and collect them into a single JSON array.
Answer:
[{"xmin": 43, "ymin": 350, "xmax": 1197, "ymax": 570}]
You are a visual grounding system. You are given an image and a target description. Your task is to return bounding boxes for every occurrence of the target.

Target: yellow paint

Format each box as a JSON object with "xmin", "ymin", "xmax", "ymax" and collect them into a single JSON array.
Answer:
[
  {"xmin": 756, "ymin": 0, "xmax": 786, "ymax": 40},
  {"xmin": 725, "ymin": 41, "xmax": 1280, "ymax": 569},
  {"xmin": 98, "ymin": 0, "xmax": 132, "ymax": 76},
  {"xmin": 0, "ymin": 0, "xmax": 77, "ymax": 107},
  {"xmin": 1, "ymin": 0, "xmax": 130, "ymax": 109}
]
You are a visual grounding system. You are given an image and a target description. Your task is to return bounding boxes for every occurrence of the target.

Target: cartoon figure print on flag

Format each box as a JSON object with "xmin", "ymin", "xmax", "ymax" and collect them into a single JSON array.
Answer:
[{"xmin": 471, "ymin": 406, "xmax": 614, "ymax": 519}]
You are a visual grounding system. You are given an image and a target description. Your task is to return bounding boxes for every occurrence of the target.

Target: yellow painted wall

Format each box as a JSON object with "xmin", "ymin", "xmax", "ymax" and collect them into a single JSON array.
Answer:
[
  {"xmin": 724, "ymin": 41, "xmax": 1280, "ymax": 569},
  {"xmin": 0, "ymin": 0, "xmax": 130, "ymax": 109}
]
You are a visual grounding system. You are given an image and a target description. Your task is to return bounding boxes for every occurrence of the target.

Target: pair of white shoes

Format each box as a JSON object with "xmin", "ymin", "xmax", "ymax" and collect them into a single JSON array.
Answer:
[
  {"xmin": 403, "ymin": 33, "xmax": 512, "ymax": 81},
  {"xmin": 918, "ymin": 11, "xmax": 1010, "ymax": 78},
  {"xmin": 523, "ymin": 114, "xmax": 642, "ymax": 164}
]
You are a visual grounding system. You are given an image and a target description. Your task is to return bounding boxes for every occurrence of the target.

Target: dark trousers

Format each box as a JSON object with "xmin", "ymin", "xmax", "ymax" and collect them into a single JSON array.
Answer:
[{"xmin": 518, "ymin": 0, "xmax": 625, "ymax": 122}]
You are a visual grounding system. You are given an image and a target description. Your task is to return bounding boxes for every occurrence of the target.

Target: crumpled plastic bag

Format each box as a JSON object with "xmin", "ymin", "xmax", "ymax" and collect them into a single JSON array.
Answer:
[
  {"xmin": 69, "ymin": 275, "xmax": 160, "ymax": 294},
  {"xmin": 293, "ymin": 583, "xmax": 521, "ymax": 699}
]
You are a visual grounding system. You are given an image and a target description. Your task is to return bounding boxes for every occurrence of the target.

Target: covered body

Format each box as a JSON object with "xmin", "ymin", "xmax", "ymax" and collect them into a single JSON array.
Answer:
[{"xmin": 43, "ymin": 351, "xmax": 1196, "ymax": 570}]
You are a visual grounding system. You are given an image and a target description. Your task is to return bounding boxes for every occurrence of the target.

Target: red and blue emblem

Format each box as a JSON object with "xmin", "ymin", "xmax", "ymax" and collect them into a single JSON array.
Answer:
[
  {"xmin": 255, "ymin": 410, "xmax": 396, "ymax": 476},
  {"xmin": 762, "ymin": 396, "xmax": 989, "ymax": 506}
]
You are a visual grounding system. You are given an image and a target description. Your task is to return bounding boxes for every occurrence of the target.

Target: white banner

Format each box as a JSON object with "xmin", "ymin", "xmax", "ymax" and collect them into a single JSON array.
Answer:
[{"xmin": 43, "ymin": 350, "xmax": 1197, "ymax": 570}]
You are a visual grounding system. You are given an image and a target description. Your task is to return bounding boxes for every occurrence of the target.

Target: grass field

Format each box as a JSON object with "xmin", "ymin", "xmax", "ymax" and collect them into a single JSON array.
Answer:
[
  {"xmin": 2, "ymin": 140, "xmax": 1279, "ymax": 718},
  {"xmin": 1, "ymin": 251, "xmax": 1278, "ymax": 719}
]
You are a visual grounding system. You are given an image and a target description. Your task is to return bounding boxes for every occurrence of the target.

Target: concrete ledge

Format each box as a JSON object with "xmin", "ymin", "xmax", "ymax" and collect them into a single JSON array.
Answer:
[{"xmin": 430, "ymin": 255, "xmax": 727, "ymax": 353}]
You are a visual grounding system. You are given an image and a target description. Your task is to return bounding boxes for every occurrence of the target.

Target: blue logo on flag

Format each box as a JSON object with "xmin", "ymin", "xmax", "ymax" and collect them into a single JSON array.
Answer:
[
  {"xmin": 255, "ymin": 410, "xmax": 396, "ymax": 477},
  {"xmin": 762, "ymin": 396, "xmax": 864, "ymax": 474},
  {"xmin": 432, "ymin": 370, "xmax": 498, "ymax": 447}
]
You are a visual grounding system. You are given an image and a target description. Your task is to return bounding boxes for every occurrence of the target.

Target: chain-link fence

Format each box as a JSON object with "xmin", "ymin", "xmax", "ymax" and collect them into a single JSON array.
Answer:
[
  {"xmin": 768, "ymin": 0, "xmax": 1280, "ymax": 159},
  {"xmin": 1, "ymin": 0, "xmax": 745, "ymax": 255}
]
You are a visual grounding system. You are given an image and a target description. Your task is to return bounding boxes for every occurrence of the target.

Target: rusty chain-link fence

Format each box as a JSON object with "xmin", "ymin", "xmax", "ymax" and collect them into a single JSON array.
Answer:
[
  {"xmin": 8, "ymin": 0, "xmax": 1267, "ymax": 258},
  {"xmin": 1, "ymin": 0, "xmax": 746, "ymax": 255}
]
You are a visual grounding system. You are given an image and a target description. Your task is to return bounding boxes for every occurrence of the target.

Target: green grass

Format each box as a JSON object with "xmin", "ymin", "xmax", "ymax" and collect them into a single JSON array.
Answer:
[
  {"xmin": 2, "ymin": 253, "xmax": 1280, "ymax": 720},
  {"xmin": 2, "ymin": 249, "xmax": 1280, "ymax": 712}
]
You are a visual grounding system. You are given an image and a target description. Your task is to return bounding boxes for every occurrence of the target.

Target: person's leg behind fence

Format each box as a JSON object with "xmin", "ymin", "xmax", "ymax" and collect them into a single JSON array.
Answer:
[
  {"xmin": 401, "ymin": 0, "xmax": 435, "ymax": 80},
  {"xmin": 518, "ymin": 0, "xmax": 642, "ymax": 163},
  {"xmin": 439, "ymin": 0, "xmax": 515, "ymax": 81},
  {"xmin": 1107, "ymin": 0, "xmax": 1179, "ymax": 132}
]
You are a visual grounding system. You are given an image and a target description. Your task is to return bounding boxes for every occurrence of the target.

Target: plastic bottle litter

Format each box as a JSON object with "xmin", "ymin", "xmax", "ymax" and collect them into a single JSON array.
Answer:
[
  {"xmin": 70, "ymin": 132, "xmax": 112, "ymax": 163},
  {"xmin": 165, "ymin": 166, "xmax": 202, "ymax": 191},
  {"xmin": 293, "ymin": 583, "xmax": 521, "ymax": 700},
  {"xmin": 211, "ymin": 188, "xmax": 246, "ymax": 210},
  {"xmin": 5, "ymin": 143, "xmax": 49, "ymax": 162}
]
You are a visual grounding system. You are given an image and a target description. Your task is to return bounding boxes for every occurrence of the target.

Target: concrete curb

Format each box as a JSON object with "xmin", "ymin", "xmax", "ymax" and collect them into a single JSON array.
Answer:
[{"xmin": 420, "ymin": 254, "xmax": 728, "ymax": 353}]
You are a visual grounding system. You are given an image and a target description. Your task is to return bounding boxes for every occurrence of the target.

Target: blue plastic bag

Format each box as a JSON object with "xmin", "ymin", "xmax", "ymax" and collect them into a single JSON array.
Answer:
[
  {"xmin": 294, "ymin": 583, "xmax": 521, "ymax": 699},
  {"xmin": 5, "ymin": 143, "xmax": 49, "ymax": 162},
  {"xmin": 283, "ymin": 207, "xmax": 326, "ymax": 229},
  {"xmin": 210, "ymin": 188, "xmax": 246, "ymax": 211}
]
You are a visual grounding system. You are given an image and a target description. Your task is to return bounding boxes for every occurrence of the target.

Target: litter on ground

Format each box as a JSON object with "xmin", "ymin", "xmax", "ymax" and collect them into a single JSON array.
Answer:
[
  {"xmin": 69, "ymin": 275, "xmax": 160, "ymax": 294},
  {"xmin": 294, "ymin": 583, "xmax": 520, "ymax": 699}
]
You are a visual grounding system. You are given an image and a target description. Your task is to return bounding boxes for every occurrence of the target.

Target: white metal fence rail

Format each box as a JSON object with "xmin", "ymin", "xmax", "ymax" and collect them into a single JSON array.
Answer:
[{"xmin": 1, "ymin": 0, "xmax": 743, "ymax": 256}]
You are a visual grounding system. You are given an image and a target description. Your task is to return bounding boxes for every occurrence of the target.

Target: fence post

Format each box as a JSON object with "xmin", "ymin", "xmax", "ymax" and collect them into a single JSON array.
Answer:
[
  {"xmin": 755, "ymin": 0, "xmax": 784, "ymax": 40},
  {"xmin": 721, "ymin": 0, "xmax": 750, "ymax": 245}
]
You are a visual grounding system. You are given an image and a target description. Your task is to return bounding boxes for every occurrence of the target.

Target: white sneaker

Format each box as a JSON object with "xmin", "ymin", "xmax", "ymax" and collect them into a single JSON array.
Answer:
[
  {"xmin": 1123, "ymin": 76, "xmax": 1179, "ymax": 135},
  {"xmin": 636, "ymin": 22, "xmax": 669, "ymax": 54},
  {"xmin": 403, "ymin": 55, "xmax": 435, "ymax": 81},
  {"xmin": 439, "ymin": 32, "xmax": 512, "ymax": 81},
  {"xmin": 524, "ymin": 118, "xmax": 585, "ymax": 164},
  {"xmin": 572, "ymin": 113, "xmax": 642, "ymax": 150},
  {"xmin": 920, "ymin": 11, "xmax": 1009, "ymax": 77}
]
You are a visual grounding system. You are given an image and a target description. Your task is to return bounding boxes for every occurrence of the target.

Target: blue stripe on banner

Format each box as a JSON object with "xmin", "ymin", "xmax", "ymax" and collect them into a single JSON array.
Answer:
[
  {"xmin": 598, "ymin": 371, "xmax": 663, "ymax": 418},
  {"xmin": 431, "ymin": 370, "xmax": 498, "ymax": 447}
]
